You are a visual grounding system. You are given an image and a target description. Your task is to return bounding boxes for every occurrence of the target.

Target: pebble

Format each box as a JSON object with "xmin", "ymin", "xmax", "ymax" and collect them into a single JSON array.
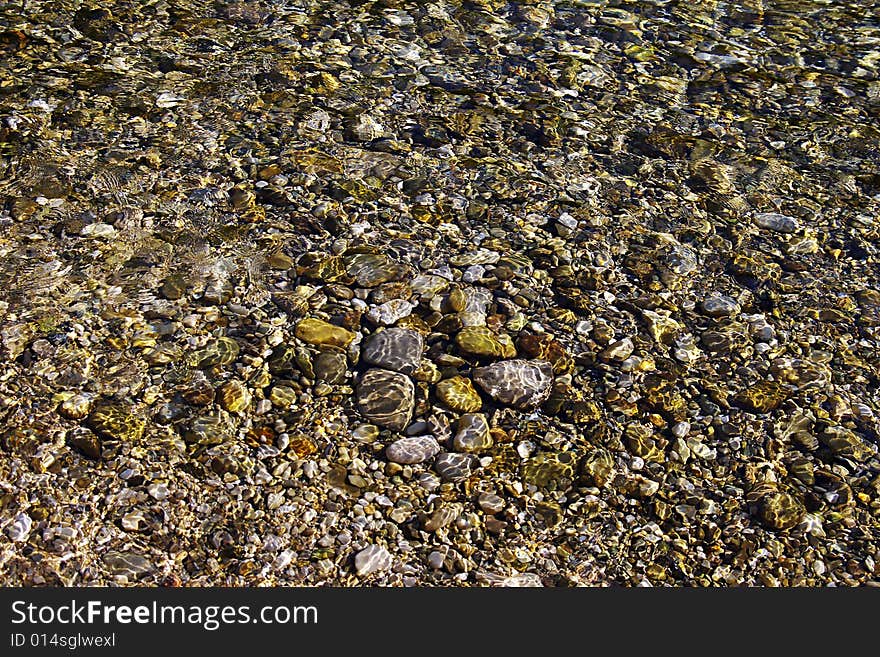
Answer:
[
  {"xmin": 295, "ymin": 318, "xmax": 355, "ymax": 348},
  {"xmin": 428, "ymin": 551, "xmax": 446, "ymax": 570},
  {"xmin": 753, "ymin": 212, "xmax": 800, "ymax": 233},
  {"xmin": 366, "ymin": 299, "xmax": 416, "ymax": 326},
  {"xmin": 386, "ymin": 436, "xmax": 441, "ymax": 464},
  {"xmin": 473, "ymin": 359, "xmax": 554, "ymax": 409},
  {"xmin": 102, "ymin": 551, "xmax": 153, "ymax": 579},
  {"xmin": 6, "ymin": 513, "xmax": 32, "ymax": 542},
  {"xmin": 356, "ymin": 369, "xmax": 415, "ymax": 432},
  {"xmin": 435, "ymin": 376, "xmax": 483, "ymax": 412},
  {"xmin": 360, "ymin": 328, "xmax": 424, "ymax": 374},
  {"xmin": 701, "ymin": 294, "xmax": 741, "ymax": 318},
  {"xmin": 354, "ymin": 545, "xmax": 392, "ymax": 576},
  {"xmin": 455, "ymin": 326, "xmax": 516, "ymax": 358},
  {"xmin": 453, "ymin": 413, "xmax": 493, "ymax": 452},
  {"xmin": 478, "ymin": 493, "xmax": 504, "ymax": 514},
  {"xmin": 434, "ymin": 452, "xmax": 477, "ymax": 482}
]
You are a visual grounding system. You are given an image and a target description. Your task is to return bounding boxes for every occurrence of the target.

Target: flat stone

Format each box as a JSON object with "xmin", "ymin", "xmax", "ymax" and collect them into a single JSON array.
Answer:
[
  {"xmin": 386, "ymin": 435, "xmax": 441, "ymax": 464},
  {"xmin": 357, "ymin": 368, "xmax": 415, "ymax": 432},
  {"xmin": 701, "ymin": 294, "xmax": 740, "ymax": 318},
  {"xmin": 478, "ymin": 493, "xmax": 504, "ymax": 514},
  {"xmin": 86, "ymin": 402, "xmax": 145, "ymax": 442},
  {"xmin": 424, "ymin": 505, "xmax": 457, "ymax": 532},
  {"xmin": 352, "ymin": 424, "xmax": 380, "ymax": 443},
  {"xmin": 753, "ymin": 212, "xmax": 799, "ymax": 233},
  {"xmin": 217, "ymin": 379, "xmax": 251, "ymax": 413},
  {"xmin": 600, "ymin": 337, "xmax": 634, "ymax": 361},
  {"xmin": 59, "ymin": 393, "xmax": 93, "ymax": 420},
  {"xmin": 189, "ymin": 337, "xmax": 240, "ymax": 369},
  {"xmin": 410, "ymin": 274, "xmax": 449, "ymax": 298},
  {"xmin": 361, "ymin": 328, "xmax": 424, "ymax": 374},
  {"xmin": 344, "ymin": 253, "xmax": 407, "ymax": 287},
  {"xmin": 473, "ymin": 359, "xmax": 554, "ymax": 409},
  {"xmin": 354, "ymin": 545, "xmax": 392, "ymax": 576},
  {"xmin": 295, "ymin": 318, "xmax": 355, "ymax": 348},
  {"xmin": 102, "ymin": 551, "xmax": 153, "ymax": 579}
]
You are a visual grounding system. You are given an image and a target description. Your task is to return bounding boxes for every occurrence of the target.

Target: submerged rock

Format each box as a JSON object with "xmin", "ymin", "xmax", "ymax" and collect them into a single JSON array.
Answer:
[
  {"xmin": 473, "ymin": 360, "xmax": 554, "ymax": 409},
  {"xmin": 357, "ymin": 369, "xmax": 415, "ymax": 432}
]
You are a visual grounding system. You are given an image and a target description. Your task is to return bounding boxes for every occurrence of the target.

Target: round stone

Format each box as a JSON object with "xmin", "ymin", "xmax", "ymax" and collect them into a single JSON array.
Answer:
[
  {"xmin": 217, "ymin": 379, "xmax": 251, "ymax": 413},
  {"xmin": 295, "ymin": 318, "xmax": 355, "ymax": 348},
  {"xmin": 455, "ymin": 326, "xmax": 516, "ymax": 358},
  {"xmin": 86, "ymin": 402, "xmax": 145, "ymax": 442},
  {"xmin": 269, "ymin": 385, "xmax": 297, "ymax": 408},
  {"xmin": 357, "ymin": 368, "xmax": 415, "ymax": 432},
  {"xmin": 59, "ymin": 393, "xmax": 93, "ymax": 420},
  {"xmin": 386, "ymin": 435, "xmax": 441, "ymax": 464},
  {"xmin": 473, "ymin": 359, "xmax": 554, "ymax": 409},
  {"xmin": 758, "ymin": 491, "xmax": 805, "ymax": 530},
  {"xmin": 361, "ymin": 328, "xmax": 424, "ymax": 374},
  {"xmin": 453, "ymin": 413, "xmax": 493, "ymax": 453},
  {"xmin": 436, "ymin": 376, "xmax": 482, "ymax": 412},
  {"xmin": 434, "ymin": 452, "xmax": 477, "ymax": 482},
  {"xmin": 314, "ymin": 351, "xmax": 348, "ymax": 384}
]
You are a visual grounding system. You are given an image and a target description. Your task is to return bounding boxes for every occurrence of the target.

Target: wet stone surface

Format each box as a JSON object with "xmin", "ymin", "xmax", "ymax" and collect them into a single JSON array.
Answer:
[
  {"xmin": 1, "ymin": 0, "xmax": 878, "ymax": 588},
  {"xmin": 360, "ymin": 328, "xmax": 424, "ymax": 374},
  {"xmin": 356, "ymin": 369, "xmax": 415, "ymax": 432}
]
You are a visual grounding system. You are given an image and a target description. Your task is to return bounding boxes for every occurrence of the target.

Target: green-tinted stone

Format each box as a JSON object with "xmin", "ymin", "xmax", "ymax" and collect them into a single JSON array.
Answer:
[
  {"xmin": 295, "ymin": 318, "xmax": 355, "ymax": 348},
  {"xmin": 436, "ymin": 376, "xmax": 482, "ymax": 412},
  {"xmin": 733, "ymin": 381, "xmax": 788, "ymax": 414},
  {"xmin": 455, "ymin": 326, "xmax": 516, "ymax": 359},
  {"xmin": 269, "ymin": 385, "xmax": 297, "ymax": 408},
  {"xmin": 580, "ymin": 448, "xmax": 614, "ymax": 487},
  {"xmin": 314, "ymin": 351, "xmax": 348, "ymax": 384},
  {"xmin": 217, "ymin": 379, "xmax": 251, "ymax": 413},
  {"xmin": 522, "ymin": 451, "xmax": 576, "ymax": 489},
  {"xmin": 86, "ymin": 402, "xmax": 145, "ymax": 442},
  {"xmin": 190, "ymin": 337, "xmax": 240, "ymax": 369}
]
